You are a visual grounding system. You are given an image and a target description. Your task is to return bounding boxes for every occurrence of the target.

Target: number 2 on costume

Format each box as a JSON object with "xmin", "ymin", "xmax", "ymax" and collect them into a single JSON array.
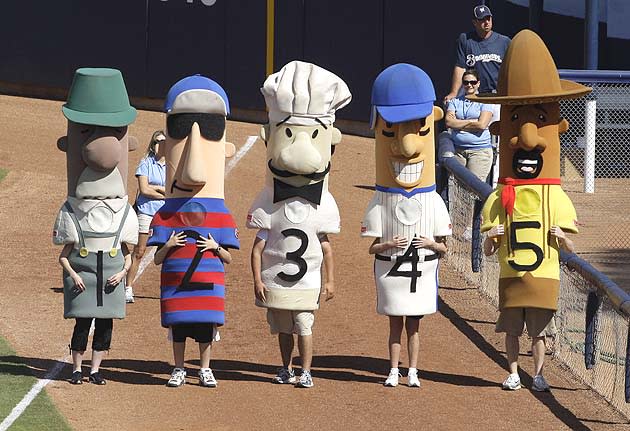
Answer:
[
  {"xmin": 387, "ymin": 243, "xmax": 422, "ymax": 293},
  {"xmin": 508, "ymin": 221, "xmax": 544, "ymax": 271},
  {"xmin": 278, "ymin": 229, "xmax": 309, "ymax": 282}
]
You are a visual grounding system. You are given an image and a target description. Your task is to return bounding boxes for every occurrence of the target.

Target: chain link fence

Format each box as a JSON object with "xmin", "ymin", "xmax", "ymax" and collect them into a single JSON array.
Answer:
[{"xmin": 558, "ymin": 73, "xmax": 630, "ymax": 268}]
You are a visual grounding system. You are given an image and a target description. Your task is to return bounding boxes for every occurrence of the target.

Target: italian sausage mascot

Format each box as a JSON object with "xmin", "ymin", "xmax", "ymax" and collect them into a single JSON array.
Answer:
[
  {"xmin": 53, "ymin": 68, "xmax": 139, "ymax": 385},
  {"xmin": 147, "ymin": 75, "xmax": 239, "ymax": 388},
  {"xmin": 474, "ymin": 30, "xmax": 590, "ymax": 391},
  {"xmin": 247, "ymin": 61, "xmax": 351, "ymax": 388}
]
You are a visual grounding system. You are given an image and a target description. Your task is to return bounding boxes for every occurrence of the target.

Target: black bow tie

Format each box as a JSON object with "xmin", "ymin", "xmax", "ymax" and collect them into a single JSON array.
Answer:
[{"xmin": 273, "ymin": 178, "xmax": 324, "ymax": 205}]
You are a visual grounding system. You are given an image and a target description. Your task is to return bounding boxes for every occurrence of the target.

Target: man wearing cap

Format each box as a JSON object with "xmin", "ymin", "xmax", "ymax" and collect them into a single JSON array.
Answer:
[
  {"xmin": 148, "ymin": 75, "xmax": 239, "ymax": 388},
  {"xmin": 443, "ymin": 4, "xmax": 511, "ymax": 104},
  {"xmin": 53, "ymin": 68, "xmax": 139, "ymax": 385},
  {"xmin": 473, "ymin": 30, "xmax": 589, "ymax": 392},
  {"xmin": 361, "ymin": 63, "xmax": 451, "ymax": 388},
  {"xmin": 247, "ymin": 61, "xmax": 351, "ymax": 388}
]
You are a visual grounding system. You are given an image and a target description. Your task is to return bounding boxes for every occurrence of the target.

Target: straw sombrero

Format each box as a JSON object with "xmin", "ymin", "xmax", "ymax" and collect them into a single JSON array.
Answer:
[{"xmin": 469, "ymin": 30, "xmax": 591, "ymax": 105}]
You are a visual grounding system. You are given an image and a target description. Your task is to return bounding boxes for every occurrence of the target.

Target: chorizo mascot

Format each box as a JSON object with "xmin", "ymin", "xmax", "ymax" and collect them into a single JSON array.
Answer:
[
  {"xmin": 473, "ymin": 30, "xmax": 590, "ymax": 391},
  {"xmin": 53, "ymin": 68, "xmax": 139, "ymax": 384},
  {"xmin": 361, "ymin": 64, "xmax": 451, "ymax": 387},
  {"xmin": 247, "ymin": 61, "xmax": 351, "ymax": 388},
  {"xmin": 147, "ymin": 75, "xmax": 239, "ymax": 388}
]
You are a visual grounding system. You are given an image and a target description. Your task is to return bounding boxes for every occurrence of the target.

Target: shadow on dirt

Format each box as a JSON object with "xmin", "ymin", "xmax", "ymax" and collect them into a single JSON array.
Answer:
[{"xmin": 438, "ymin": 295, "xmax": 601, "ymax": 431}]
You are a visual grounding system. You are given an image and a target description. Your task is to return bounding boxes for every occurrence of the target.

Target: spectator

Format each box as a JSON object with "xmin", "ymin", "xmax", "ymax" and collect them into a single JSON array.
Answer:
[
  {"xmin": 444, "ymin": 68, "xmax": 494, "ymax": 181},
  {"xmin": 443, "ymin": 4, "xmax": 510, "ymax": 104},
  {"xmin": 125, "ymin": 130, "xmax": 166, "ymax": 303}
]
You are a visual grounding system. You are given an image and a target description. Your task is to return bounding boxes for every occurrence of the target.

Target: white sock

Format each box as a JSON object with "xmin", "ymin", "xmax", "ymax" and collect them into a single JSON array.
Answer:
[
  {"xmin": 389, "ymin": 367, "xmax": 399, "ymax": 374},
  {"xmin": 408, "ymin": 367, "xmax": 417, "ymax": 375}
]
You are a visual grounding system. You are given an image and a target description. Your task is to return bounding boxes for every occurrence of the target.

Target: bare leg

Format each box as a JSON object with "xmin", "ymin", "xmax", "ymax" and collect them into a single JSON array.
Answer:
[
  {"xmin": 72, "ymin": 350, "xmax": 84, "ymax": 372},
  {"xmin": 505, "ymin": 334, "xmax": 520, "ymax": 374},
  {"xmin": 199, "ymin": 342, "xmax": 212, "ymax": 369},
  {"xmin": 172, "ymin": 341, "xmax": 186, "ymax": 368},
  {"xmin": 278, "ymin": 333, "xmax": 294, "ymax": 370},
  {"xmin": 297, "ymin": 335, "xmax": 313, "ymax": 371},
  {"xmin": 126, "ymin": 233, "xmax": 148, "ymax": 286},
  {"xmin": 532, "ymin": 336, "xmax": 546, "ymax": 375},
  {"xmin": 90, "ymin": 350, "xmax": 106, "ymax": 373},
  {"xmin": 388, "ymin": 316, "xmax": 404, "ymax": 369},
  {"xmin": 405, "ymin": 317, "xmax": 420, "ymax": 369}
]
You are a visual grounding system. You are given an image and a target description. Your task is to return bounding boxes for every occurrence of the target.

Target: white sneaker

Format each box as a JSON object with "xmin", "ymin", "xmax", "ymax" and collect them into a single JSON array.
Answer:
[
  {"xmin": 199, "ymin": 368, "xmax": 217, "ymax": 388},
  {"xmin": 384, "ymin": 368, "xmax": 401, "ymax": 387},
  {"xmin": 408, "ymin": 369, "xmax": 421, "ymax": 388},
  {"xmin": 296, "ymin": 370, "xmax": 314, "ymax": 388},
  {"xmin": 272, "ymin": 368, "xmax": 296, "ymax": 384},
  {"xmin": 125, "ymin": 286, "xmax": 134, "ymax": 303},
  {"xmin": 532, "ymin": 374, "xmax": 550, "ymax": 392},
  {"xmin": 167, "ymin": 367, "xmax": 186, "ymax": 387},
  {"xmin": 502, "ymin": 373, "xmax": 521, "ymax": 390}
]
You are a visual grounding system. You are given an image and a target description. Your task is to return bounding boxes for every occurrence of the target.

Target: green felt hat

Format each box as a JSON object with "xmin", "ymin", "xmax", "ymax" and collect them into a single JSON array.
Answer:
[{"xmin": 62, "ymin": 68, "xmax": 137, "ymax": 127}]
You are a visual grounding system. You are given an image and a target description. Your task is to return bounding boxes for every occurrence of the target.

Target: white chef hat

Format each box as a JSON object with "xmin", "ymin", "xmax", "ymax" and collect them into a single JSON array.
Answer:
[{"xmin": 261, "ymin": 61, "xmax": 352, "ymax": 126}]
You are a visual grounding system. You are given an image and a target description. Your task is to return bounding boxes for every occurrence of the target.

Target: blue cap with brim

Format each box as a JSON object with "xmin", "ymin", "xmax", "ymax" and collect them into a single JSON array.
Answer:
[
  {"xmin": 164, "ymin": 74, "xmax": 230, "ymax": 115},
  {"xmin": 370, "ymin": 63, "xmax": 436, "ymax": 128}
]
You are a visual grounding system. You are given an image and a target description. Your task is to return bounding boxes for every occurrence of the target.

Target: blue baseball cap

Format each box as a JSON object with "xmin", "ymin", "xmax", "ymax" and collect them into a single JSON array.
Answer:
[
  {"xmin": 164, "ymin": 74, "xmax": 230, "ymax": 115},
  {"xmin": 370, "ymin": 63, "xmax": 436, "ymax": 128}
]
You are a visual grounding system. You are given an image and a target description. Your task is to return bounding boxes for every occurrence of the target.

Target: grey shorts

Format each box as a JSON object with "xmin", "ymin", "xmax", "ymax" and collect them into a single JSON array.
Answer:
[{"xmin": 495, "ymin": 307, "xmax": 557, "ymax": 338}]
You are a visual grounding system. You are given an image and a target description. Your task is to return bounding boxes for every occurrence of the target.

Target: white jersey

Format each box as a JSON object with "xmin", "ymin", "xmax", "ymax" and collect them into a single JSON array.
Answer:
[
  {"xmin": 361, "ymin": 187, "xmax": 451, "ymax": 316},
  {"xmin": 247, "ymin": 186, "xmax": 340, "ymax": 310}
]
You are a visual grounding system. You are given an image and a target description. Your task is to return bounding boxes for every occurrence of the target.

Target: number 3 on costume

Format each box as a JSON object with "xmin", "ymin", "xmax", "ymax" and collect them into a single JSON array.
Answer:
[
  {"xmin": 508, "ymin": 221, "xmax": 544, "ymax": 271},
  {"xmin": 278, "ymin": 229, "xmax": 309, "ymax": 282}
]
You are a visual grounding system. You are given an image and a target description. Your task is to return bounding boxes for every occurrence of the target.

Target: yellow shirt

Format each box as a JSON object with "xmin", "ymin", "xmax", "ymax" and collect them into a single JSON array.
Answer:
[{"xmin": 481, "ymin": 184, "xmax": 578, "ymax": 310}]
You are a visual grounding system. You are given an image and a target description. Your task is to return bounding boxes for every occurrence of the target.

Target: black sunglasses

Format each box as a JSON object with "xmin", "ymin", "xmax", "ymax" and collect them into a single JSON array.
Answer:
[
  {"xmin": 166, "ymin": 113, "xmax": 225, "ymax": 141},
  {"xmin": 463, "ymin": 80, "xmax": 479, "ymax": 86}
]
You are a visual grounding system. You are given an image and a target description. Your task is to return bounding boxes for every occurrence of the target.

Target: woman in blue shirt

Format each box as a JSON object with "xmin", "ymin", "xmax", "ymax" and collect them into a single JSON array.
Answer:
[
  {"xmin": 125, "ymin": 130, "xmax": 166, "ymax": 303},
  {"xmin": 445, "ymin": 69, "xmax": 494, "ymax": 181}
]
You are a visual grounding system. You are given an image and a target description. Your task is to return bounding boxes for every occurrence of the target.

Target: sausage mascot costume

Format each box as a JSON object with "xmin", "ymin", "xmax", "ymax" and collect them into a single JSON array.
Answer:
[
  {"xmin": 361, "ymin": 63, "xmax": 452, "ymax": 317},
  {"xmin": 247, "ymin": 61, "xmax": 351, "ymax": 388},
  {"xmin": 473, "ymin": 30, "xmax": 590, "ymax": 391},
  {"xmin": 53, "ymin": 68, "xmax": 139, "ymax": 384}
]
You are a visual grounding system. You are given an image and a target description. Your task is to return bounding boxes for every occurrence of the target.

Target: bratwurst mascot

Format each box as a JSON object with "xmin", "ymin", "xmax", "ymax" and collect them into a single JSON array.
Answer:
[
  {"xmin": 474, "ymin": 30, "xmax": 590, "ymax": 392},
  {"xmin": 53, "ymin": 68, "xmax": 139, "ymax": 385},
  {"xmin": 361, "ymin": 64, "xmax": 451, "ymax": 388},
  {"xmin": 148, "ymin": 75, "xmax": 239, "ymax": 388},
  {"xmin": 247, "ymin": 61, "xmax": 351, "ymax": 388}
]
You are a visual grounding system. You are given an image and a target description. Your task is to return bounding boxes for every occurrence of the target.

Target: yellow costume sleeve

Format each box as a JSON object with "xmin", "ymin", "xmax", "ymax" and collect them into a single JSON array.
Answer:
[
  {"xmin": 553, "ymin": 188, "xmax": 579, "ymax": 234},
  {"xmin": 480, "ymin": 190, "xmax": 503, "ymax": 233}
]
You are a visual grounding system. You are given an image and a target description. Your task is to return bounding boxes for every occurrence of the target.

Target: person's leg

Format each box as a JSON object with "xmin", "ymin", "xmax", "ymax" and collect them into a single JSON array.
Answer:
[
  {"xmin": 126, "ymin": 232, "xmax": 148, "ymax": 287},
  {"xmin": 297, "ymin": 335, "xmax": 313, "ymax": 371},
  {"xmin": 505, "ymin": 334, "xmax": 520, "ymax": 374},
  {"xmin": 532, "ymin": 336, "xmax": 545, "ymax": 375},
  {"xmin": 70, "ymin": 318, "xmax": 92, "ymax": 375},
  {"xmin": 405, "ymin": 317, "xmax": 420, "ymax": 369},
  {"xmin": 173, "ymin": 341, "xmax": 186, "ymax": 369},
  {"xmin": 90, "ymin": 318, "xmax": 113, "ymax": 373},
  {"xmin": 388, "ymin": 316, "xmax": 404, "ymax": 368},
  {"xmin": 466, "ymin": 148, "xmax": 494, "ymax": 182},
  {"xmin": 278, "ymin": 333, "xmax": 294, "ymax": 370}
]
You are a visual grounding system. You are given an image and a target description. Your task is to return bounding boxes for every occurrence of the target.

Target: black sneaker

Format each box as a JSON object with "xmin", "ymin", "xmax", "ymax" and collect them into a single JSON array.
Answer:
[
  {"xmin": 89, "ymin": 372, "xmax": 106, "ymax": 385},
  {"xmin": 70, "ymin": 371, "xmax": 83, "ymax": 385}
]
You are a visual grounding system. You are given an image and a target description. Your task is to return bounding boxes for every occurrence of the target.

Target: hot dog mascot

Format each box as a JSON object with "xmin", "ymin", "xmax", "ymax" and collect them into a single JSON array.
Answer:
[
  {"xmin": 147, "ymin": 75, "xmax": 239, "ymax": 388},
  {"xmin": 247, "ymin": 61, "xmax": 351, "ymax": 388},
  {"xmin": 361, "ymin": 63, "xmax": 451, "ymax": 387},
  {"xmin": 474, "ymin": 30, "xmax": 590, "ymax": 392},
  {"xmin": 54, "ymin": 68, "xmax": 139, "ymax": 385}
]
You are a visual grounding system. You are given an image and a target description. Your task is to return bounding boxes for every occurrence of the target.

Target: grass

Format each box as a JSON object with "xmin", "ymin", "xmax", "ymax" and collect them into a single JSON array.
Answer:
[
  {"xmin": 0, "ymin": 168, "xmax": 6, "ymax": 183},
  {"xmin": 0, "ymin": 337, "xmax": 71, "ymax": 430}
]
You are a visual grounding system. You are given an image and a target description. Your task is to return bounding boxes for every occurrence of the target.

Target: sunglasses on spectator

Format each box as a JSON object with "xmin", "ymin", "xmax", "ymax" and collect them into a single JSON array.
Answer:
[{"xmin": 463, "ymin": 80, "xmax": 479, "ymax": 86}]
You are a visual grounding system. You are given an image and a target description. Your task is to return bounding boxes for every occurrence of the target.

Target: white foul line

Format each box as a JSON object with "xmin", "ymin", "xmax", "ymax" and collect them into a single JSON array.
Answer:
[{"xmin": 0, "ymin": 135, "xmax": 259, "ymax": 430}]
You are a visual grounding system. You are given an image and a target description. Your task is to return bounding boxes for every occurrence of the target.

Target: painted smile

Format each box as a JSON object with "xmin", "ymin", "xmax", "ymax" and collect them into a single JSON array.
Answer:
[
  {"xmin": 512, "ymin": 149, "xmax": 543, "ymax": 179},
  {"xmin": 391, "ymin": 160, "xmax": 424, "ymax": 184},
  {"xmin": 171, "ymin": 180, "xmax": 194, "ymax": 193}
]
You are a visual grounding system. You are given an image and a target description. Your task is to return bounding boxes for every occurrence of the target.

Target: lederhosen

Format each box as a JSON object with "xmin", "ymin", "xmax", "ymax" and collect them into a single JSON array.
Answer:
[{"xmin": 63, "ymin": 202, "xmax": 130, "ymax": 319}]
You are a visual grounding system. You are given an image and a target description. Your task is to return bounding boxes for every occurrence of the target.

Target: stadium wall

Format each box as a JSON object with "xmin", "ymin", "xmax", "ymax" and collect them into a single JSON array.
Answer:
[{"xmin": 1, "ymin": 0, "xmax": 629, "ymax": 129}]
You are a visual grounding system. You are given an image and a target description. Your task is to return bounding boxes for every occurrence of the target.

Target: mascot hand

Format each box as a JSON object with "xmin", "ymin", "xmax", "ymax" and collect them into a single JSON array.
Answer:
[
  {"xmin": 254, "ymin": 280, "xmax": 269, "ymax": 303},
  {"xmin": 166, "ymin": 231, "xmax": 187, "ymax": 248},
  {"xmin": 197, "ymin": 234, "xmax": 219, "ymax": 253},
  {"xmin": 488, "ymin": 224, "xmax": 505, "ymax": 238},
  {"xmin": 322, "ymin": 281, "xmax": 335, "ymax": 301},
  {"xmin": 390, "ymin": 235, "xmax": 408, "ymax": 249},
  {"xmin": 412, "ymin": 236, "xmax": 435, "ymax": 250},
  {"xmin": 550, "ymin": 226, "xmax": 566, "ymax": 240},
  {"xmin": 72, "ymin": 274, "xmax": 86, "ymax": 292},
  {"xmin": 106, "ymin": 270, "xmax": 125, "ymax": 287}
]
